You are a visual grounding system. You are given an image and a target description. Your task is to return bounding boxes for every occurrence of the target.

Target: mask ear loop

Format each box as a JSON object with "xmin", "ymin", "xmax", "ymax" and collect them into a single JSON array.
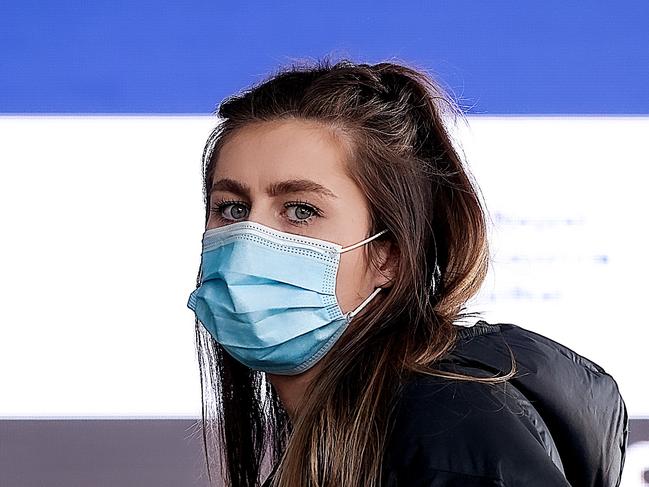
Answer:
[
  {"xmin": 345, "ymin": 286, "xmax": 383, "ymax": 322},
  {"xmin": 339, "ymin": 228, "xmax": 389, "ymax": 253},
  {"xmin": 339, "ymin": 228, "xmax": 390, "ymax": 321}
]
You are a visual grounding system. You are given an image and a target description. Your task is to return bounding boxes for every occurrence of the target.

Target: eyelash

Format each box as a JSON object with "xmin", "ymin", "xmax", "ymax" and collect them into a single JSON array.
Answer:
[{"xmin": 210, "ymin": 198, "xmax": 323, "ymax": 226}]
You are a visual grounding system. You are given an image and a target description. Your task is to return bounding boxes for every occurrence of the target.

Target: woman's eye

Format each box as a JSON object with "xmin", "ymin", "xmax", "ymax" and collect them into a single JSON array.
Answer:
[
  {"xmin": 284, "ymin": 202, "xmax": 321, "ymax": 225},
  {"xmin": 287, "ymin": 205, "xmax": 313, "ymax": 220},
  {"xmin": 212, "ymin": 201, "xmax": 249, "ymax": 221}
]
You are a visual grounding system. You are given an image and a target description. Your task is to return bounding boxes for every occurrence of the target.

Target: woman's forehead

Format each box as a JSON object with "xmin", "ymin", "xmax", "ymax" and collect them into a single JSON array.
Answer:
[{"xmin": 214, "ymin": 119, "xmax": 353, "ymax": 187}]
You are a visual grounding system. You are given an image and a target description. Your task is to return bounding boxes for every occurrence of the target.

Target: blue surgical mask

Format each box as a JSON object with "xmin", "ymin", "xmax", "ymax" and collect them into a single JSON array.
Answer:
[{"xmin": 187, "ymin": 220, "xmax": 389, "ymax": 375}]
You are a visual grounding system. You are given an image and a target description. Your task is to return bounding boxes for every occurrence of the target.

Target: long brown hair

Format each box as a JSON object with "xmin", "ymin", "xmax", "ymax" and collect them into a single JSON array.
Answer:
[{"xmin": 192, "ymin": 56, "xmax": 517, "ymax": 487}]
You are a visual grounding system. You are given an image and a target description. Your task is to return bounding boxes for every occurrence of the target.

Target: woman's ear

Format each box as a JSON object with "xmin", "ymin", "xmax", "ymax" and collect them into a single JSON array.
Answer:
[{"xmin": 372, "ymin": 240, "xmax": 398, "ymax": 289}]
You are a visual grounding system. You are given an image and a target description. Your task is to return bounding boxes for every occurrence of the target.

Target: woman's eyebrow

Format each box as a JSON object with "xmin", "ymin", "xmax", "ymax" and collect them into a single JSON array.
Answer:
[
  {"xmin": 267, "ymin": 179, "xmax": 338, "ymax": 199},
  {"xmin": 210, "ymin": 178, "xmax": 250, "ymax": 198},
  {"xmin": 210, "ymin": 178, "xmax": 338, "ymax": 199}
]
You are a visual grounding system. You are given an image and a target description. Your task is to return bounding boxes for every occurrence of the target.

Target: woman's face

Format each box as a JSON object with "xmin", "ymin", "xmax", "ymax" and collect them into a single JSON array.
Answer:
[{"xmin": 208, "ymin": 118, "xmax": 393, "ymax": 316}]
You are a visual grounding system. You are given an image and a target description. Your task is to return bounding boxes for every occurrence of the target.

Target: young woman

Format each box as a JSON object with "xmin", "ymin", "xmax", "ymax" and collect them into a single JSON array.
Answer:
[{"xmin": 186, "ymin": 58, "xmax": 628, "ymax": 486}]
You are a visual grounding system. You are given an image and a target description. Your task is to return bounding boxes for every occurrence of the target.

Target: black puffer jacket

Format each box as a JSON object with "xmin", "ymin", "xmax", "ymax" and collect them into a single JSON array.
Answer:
[{"xmin": 262, "ymin": 320, "xmax": 629, "ymax": 486}]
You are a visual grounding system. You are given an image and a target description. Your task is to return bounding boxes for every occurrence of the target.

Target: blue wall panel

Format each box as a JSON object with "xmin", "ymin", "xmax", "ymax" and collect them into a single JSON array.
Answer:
[{"xmin": 1, "ymin": 1, "xmax": 648, "ymax": 114}]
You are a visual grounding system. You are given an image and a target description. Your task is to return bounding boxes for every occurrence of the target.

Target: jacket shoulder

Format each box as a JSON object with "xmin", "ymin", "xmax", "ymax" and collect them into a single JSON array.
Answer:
[
  {"xmin": 449, "ymin": 321, "xmax": 628, "ymax": 486},
  {"xmin": 382, "ymin": 370, "xmax": 570, "ymax": 486}
]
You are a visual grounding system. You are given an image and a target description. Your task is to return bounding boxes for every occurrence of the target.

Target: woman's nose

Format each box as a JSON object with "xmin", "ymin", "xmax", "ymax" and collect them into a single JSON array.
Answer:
[{"xmin": 246, "ymin": 201, "xmax": 280, "ymax": 231}]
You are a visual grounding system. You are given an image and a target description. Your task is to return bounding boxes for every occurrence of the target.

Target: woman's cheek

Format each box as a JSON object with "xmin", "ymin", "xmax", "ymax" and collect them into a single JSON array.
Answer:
[{"xmin": 335, "ymin": 252, "xmax": 370, "ymax": 313}]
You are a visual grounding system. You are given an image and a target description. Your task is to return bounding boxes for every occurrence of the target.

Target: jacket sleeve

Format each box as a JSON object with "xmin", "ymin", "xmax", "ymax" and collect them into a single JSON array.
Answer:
[{"xmin": 382, "ymin": 375, "xmax": 572, "ymax": 487}]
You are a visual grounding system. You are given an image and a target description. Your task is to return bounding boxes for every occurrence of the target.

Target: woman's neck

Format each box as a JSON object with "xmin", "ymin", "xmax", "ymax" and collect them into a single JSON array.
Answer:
[{"xmin": 266, "ymin": 363, "xmax": 323, "ymax": 420}]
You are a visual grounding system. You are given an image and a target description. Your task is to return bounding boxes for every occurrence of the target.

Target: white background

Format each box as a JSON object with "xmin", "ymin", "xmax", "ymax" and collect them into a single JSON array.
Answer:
[{"xmin": 0, "ymin": 115, "xmax": 646, "ymax": 418}]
